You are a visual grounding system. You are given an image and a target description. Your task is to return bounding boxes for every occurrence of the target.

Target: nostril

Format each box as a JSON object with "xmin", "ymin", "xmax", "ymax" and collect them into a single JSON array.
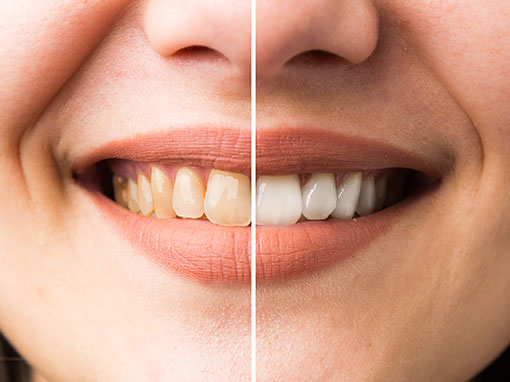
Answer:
[
  {"xmin": 285, "ymin": 49, "xmax": 350, "ymax": 68},
  {"xmin": 172, "ymin": 45, "xmax": 228, "ymax": 63}
]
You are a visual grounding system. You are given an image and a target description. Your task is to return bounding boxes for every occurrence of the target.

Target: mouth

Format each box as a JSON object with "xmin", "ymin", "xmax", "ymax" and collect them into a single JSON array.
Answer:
[{"xmin": 74, "ymin": 127, "xmax": 443, "ymax": 282}]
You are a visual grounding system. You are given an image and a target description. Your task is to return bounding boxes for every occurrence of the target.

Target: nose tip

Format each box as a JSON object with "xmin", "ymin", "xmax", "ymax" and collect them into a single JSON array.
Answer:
[
  {"xmin": 143, "ymin": 0, "xmax": 251, "ymax": 80},
  {"xmin": 256, "ymin": 0, "xmax": 379, "ymax": 78},
  {"xmin": 143, "ymin": 0, "xmax": 379, "ymax": 83}
]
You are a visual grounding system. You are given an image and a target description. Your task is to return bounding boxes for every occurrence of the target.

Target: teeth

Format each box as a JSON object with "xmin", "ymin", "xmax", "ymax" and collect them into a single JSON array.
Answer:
[
  {"xmin": 137, "ymin": 174, "xmax": 154, "ymax": 216},
  {"xmin": 356, "ymin": 175, "xmax": 376, "ymax": 216},
  {"xmin": 112, "ymin": 164, "xmax": 406, "ymax": 226},
  {"xmin": 173, "ymin": 167, "xmax": 205, "ymax": 219},
  {"xmin": 204, "ymin": 170, "xmax": 251, "ymax": 226},
  {"xmin": 151, "ymin": 166, "xmax": 176, "ymax": 218},
  {"xmin": 127, "ymin": 178, "xmax": 140, "ymax": 213},
  {"xmin": 374, "ymin": 177, "xmax": 387, "ymax": 211},
  {"xmin": 112, "ymin": 174, "xmax": 128, "ymax": 208},
  {"xmin": 332, "ymin": 172, "xmax": 362, "ymax": 220},
  {"xmin": 301, "ymin": 173, "xmax": 337, "ymax": 220},
  {"xmin": 256, "ymin": 175, "xmax": 302, "ymax": 226}
]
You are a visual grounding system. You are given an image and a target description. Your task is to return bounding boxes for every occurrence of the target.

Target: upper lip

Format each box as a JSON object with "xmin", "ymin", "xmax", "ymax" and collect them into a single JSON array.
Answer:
[
  {"xmin": 257, "ymin": 127, "xmax": 448, "ymax": 178},
  {"xmin": 73, "ymin": 126, "xmax": 447, "ymax": 282},
  {"xmin": 73, "ymin": 127, "xmax": 252, "ymax": 176},
  {"xmin": 74, "ymin": 126, "xmax": 448, "ymax": 179}
]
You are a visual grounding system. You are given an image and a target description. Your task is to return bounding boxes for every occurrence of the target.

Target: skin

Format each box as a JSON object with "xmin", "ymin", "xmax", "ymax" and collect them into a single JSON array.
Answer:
[{"xmin": 0, "ymin": 1, "xmax": 508, "ymax": 382}]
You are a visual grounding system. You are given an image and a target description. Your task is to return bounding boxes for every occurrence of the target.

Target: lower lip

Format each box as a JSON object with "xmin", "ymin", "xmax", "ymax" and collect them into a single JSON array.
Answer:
[{"xmin": 90, "ymin": 190, "xmax": 404, "ymax": 282}]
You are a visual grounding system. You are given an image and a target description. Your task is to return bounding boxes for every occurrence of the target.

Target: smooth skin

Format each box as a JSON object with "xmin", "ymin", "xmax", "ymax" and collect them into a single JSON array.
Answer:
[{"xmin": 0, "ymin": 1, "xmax": 509, "ymax": 381}]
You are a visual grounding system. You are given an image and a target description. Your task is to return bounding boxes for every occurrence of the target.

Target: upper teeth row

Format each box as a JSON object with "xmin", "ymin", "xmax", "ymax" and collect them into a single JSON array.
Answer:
[
  {"xmin": 257, "ymin": 172, "xmax": 387, "ymax": 225},
  {"xmin": 114, "ymin": 166, "xmax": 251, "ymax": 226},
  {"xmin": 112, "ymin": 165, "xmax": 398, "ymax": 227}
]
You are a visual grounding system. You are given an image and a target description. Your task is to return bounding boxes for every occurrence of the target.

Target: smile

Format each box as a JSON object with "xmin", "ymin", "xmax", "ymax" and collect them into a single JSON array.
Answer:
[{"xmin": 74, "ymin": 127, "xmax": 442, "ymax": 282}]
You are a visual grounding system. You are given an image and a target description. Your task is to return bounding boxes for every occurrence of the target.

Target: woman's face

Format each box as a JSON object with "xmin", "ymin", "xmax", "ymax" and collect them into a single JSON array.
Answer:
[{"xmin": 0, "ymin": 1, "xmax": 509, "ymax": 381}]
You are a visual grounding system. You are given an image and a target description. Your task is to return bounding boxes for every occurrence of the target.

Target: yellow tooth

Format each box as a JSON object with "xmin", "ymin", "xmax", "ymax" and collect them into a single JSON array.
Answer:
[
  {"xmin": 151, "ymin": 166, "xmax": 176, "ymax": 218},
  {"xmin": 173, "ymin": 167, "xmax": 205, "ymax": 219},
  {"xmin": 137, "ymin": 174, "xmax": 154, "ymax": 216},
  {"xmin": 127, "ymin": 178, "xmax": 140, "ymax": 213},
  {"xmin": 204, "ymin": 170, "xmax": 251, "ymax": 226},
  {"xmin": 113, "ymin": 174, "xmax": 128, "ymax": 208}
]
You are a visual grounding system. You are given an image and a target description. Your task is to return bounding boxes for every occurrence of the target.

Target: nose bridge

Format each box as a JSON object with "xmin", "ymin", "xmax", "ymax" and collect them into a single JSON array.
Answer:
[
  {"xmin": 256, "ymin": 0, "xmax": 379, "ymax": 77},
  {"xmin": 143, "ymin": 0, "xmax": 251, "ymax": 78}
]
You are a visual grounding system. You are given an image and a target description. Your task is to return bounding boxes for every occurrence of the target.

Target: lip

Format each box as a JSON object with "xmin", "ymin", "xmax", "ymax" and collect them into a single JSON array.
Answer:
[{"xmin": 75, "ymin": 127, "xmax": 442, "ymax": 282}]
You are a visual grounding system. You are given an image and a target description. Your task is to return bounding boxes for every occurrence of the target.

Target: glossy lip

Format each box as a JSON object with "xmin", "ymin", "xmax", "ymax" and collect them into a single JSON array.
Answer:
[{"xmin": 75, "ymin": 127, "xmax": 443, "ymax": 282}]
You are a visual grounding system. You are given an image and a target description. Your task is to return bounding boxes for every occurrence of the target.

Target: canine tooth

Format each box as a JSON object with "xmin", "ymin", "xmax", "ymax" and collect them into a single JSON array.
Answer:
[
  {"xmin": 374, "ymin": 177, "xmax": 387, "ymax": 211},
  {"xmin": 204, "ymin": 170, "xmax": 251, "ymax": 226},
  {"xmin": 301, "ymin": 173, "xmax": 336, "ymax": 220},
  {"xmin": 137, "ymin": 174, "xmax": 154, "ymax": 216},
  {"xmin": 127, "ymin": 178, "xmax": 140, "ymax": 213},
  {"xmin": 332, "ymin": 172, "xmax": 362, "ymax": 219},
  {"xmin": 151, "ymin": 166, "xmax": 176, "ymax": 218},
  {"xmin": 356, "ymin": 175, "xmax": 376, "ymax": 216},
  {"xmin": 173, "ymin": 167, "xmax": 205, "ymax": 219},
  {"xmin": 113, "ymin": 174, "xmax": 128, "ymax": 208},
  {"xmin": 256, "ymin": 175, "xmax": 302, "ymax": 226}
]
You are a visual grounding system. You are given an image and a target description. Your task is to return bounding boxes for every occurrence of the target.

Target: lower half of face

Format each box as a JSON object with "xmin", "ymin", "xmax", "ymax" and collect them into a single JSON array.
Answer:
[{"xmin": 0, "ymin": 0, "xmax": 510, "ymax": 381}]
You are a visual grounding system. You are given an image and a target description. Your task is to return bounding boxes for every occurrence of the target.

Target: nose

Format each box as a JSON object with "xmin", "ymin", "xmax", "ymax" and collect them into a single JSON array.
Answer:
[
  {"xmin": 257, "ymin": 0, "xmax": 379, "ymax": 78},
  {"xmin": 143, "ymin": 0, "xmax": 251, "ymax": 80}
]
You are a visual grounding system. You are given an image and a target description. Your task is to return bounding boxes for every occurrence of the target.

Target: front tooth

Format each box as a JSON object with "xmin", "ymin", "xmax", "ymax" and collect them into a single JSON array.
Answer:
[
  {"xmin": 113, "ymin": 174, "xmax": 128, "ymax": 208},
  {"xmin": 356, "ymin": 175, "xmax": 376, "ymax": 216},
  {"xmin": 204, "ymin": 170, "xmax": 251, "ymax": 226},
  {"xmin": 173, "ymin": 167, "xmax": 205, "ymax": 219},
  {"xmin": 332, "ymin": 172, "xmax": 362, "ymax": 220},
  {"xmin": 301, "ymin": 173, "xmax": 336, "ymax": 220},
  {"xmin": 256, "ymin": 175, "xmax": 302, "ymax": 226},
  {"xmin": 151, "ymin": 166, "xmax": 176, "ymax": 218},
  {"xmin": 374, "ymin": 177, "xmax": 387, "ymax": 211},
  {"xmin": 127, "ymin": 178, "xmax": 140, "ymax": 213},
  {"xmin": 137, "ymin": 174, "xmax": 154, "ymax": 216}
]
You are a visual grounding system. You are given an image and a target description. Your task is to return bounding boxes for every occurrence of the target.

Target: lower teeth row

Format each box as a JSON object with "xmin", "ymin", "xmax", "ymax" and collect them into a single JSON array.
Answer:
[{"xmin": 111, "ymin": 165, "xmax": 405, "ymax": 227}]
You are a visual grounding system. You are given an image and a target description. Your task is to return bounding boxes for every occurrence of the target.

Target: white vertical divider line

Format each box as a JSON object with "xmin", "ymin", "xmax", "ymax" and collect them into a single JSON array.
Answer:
[{"xmin": 250, "ymin": 0, "xmax": 257, "ymax": 379}]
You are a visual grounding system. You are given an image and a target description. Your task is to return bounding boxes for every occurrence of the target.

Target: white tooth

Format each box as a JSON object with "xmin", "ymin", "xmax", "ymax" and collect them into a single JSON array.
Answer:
[
  {"xmin": 173, "ymin": 167, "xmax": 205, "ymax": 219},
  {"xmin": 151, "ymin": 166, "xmax": 176, "ymax": 218},
  {"xmin": 356, "ymin": 175, "xmax": 376, "ymax": 216},
  {"xmin": 127, "ymin": 178, "xmax": 140, "ymax": 213},
  {"xmin": 374, "ymin": 177, "xmax": 387, "ymax": 211},
  {"xmin": 113, "ymin": 174, "xmax": 128, "ymax": 208},
  {"xmin": 204, "ymin": 170, "xmax": 251, "ymax": 226},
  {"xmin": 332, "ymin": 172, "xmax": 362, "ymax": 220},
  {"xmin": 137, "ymin": 174, "xmax": 154, "ymax": 216},
  {"xmin": 256, "ymin": 175, "xmax": 302, "ymax": 226},
  {"xmin": 301, "ymin": 173, "xmax": 336, "ymax": 220}
]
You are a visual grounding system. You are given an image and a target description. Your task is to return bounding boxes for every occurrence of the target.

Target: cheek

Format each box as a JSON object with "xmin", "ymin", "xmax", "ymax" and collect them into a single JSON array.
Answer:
[
  {"xmin": 0, "ymin": 0, "xmax": 129, "ymax": 144},
  {"xmin": 388, "ymin": 0, "xmax": 510, "ymax": 142}
]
